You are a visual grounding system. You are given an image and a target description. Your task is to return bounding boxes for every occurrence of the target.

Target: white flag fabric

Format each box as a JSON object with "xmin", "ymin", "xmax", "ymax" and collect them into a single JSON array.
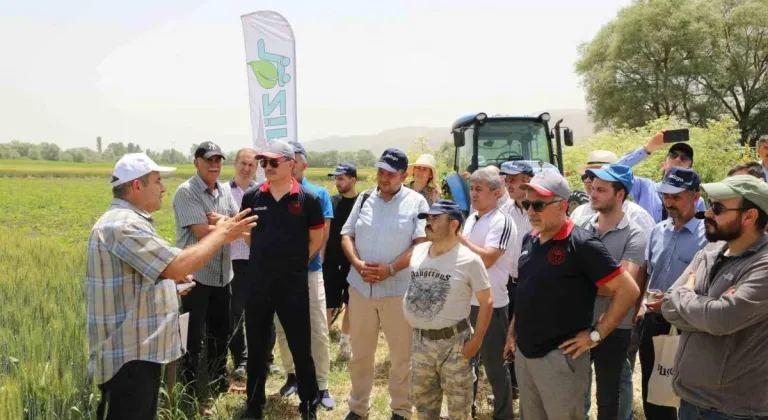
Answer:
[{"xmin": 241, "ymin": 11, "xmax": 297, "ymax": 182}]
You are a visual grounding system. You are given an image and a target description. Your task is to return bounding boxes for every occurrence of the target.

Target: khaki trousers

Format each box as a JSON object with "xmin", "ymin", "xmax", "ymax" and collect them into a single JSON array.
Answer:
[
  {"xmin": 347, "ymin": 287, "xmax": 413, "ymax": 418},
  {"xmin": 275, "ymin": 271, "xmax": 331, "ymax": 390}
]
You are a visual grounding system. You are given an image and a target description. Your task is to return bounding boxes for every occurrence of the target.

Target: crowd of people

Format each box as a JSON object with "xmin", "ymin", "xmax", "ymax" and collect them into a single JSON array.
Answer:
[{"xmin": 85, "ymin": 131, "xmax": 768, "ymax": 420}]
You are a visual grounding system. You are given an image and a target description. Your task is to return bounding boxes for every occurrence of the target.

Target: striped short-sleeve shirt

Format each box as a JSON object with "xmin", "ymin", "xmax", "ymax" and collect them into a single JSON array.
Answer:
[
  {"xmin": 85, "ymin": 199, "xmax": 183, "ymax": 384},
  {"xmin": 172, "ymin": 175, "xmax": 239, "ymax": 286}
]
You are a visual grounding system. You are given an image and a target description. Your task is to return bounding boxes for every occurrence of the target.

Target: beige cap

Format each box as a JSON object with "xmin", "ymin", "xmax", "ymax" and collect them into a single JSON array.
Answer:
[
  {"xmin": 408, "ymin": 154, "xmax": 437, "ymax": 180},
  {"xmin": 577, "ymin": 150, "xmax": 619, "ymax": 175}
]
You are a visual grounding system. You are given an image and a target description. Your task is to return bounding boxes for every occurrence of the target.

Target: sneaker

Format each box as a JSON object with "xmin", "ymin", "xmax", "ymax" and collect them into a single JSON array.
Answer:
[
  {"xmin": 337, "ymin": 339, "xmax": 352, "ymax": 361},
  {"xmin": 344, "ymin": 413, "xmax": 363, "ymax": 420},
  {"xmin": 279, "ymin": 373, "xmax": 298, "ymax": 397},
  {"xmin": 318, "ymin": 389, "xmax": 335, "ymax": 410},
  {"xmin": 269, "ymin": 363, "xmax": 283, "ymax": 376}
]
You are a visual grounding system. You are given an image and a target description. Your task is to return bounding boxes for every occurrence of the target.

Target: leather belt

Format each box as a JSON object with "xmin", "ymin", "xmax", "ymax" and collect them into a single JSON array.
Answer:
[{"xmin": 416, "ymin": 318, "xmax": 471, "ymax": 341}]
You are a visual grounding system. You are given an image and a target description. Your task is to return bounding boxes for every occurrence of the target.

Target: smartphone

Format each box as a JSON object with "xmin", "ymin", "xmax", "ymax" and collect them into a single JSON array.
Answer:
[
  {"xmin": 176, "ymin": 281, "xmax": 196, "ymax": 292},
  {"xmin": 663, "ymin": 128, "xmax": 690, "ymax": 143}
]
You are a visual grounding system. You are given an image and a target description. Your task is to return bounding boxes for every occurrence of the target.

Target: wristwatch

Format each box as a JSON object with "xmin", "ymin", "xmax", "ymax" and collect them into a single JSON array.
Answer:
[
  {"xmin": 388, "ymin": 264, "xmax": 396, "ymax": 276},
  {"xmin": 589, "ymin": 326, "xmax": 602, "ymax": 344}
]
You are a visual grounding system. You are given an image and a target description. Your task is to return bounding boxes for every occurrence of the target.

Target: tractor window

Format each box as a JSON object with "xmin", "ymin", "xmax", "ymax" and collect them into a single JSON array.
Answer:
[
  {"xmin": 475, "ymin": 120, "xmax": 550, "ymax": 168},
  {"xmin": 455, "ymin": 127, "xmax": 474, "ymax": 174}
]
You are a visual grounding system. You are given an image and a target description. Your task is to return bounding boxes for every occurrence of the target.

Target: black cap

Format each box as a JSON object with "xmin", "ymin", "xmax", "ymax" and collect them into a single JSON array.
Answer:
[
  {"xmin": 669, "ymin": 143, "xmax": 694, "ymax": 162},
  {"xmin": 328, "ymin": 163, "xmax": 357, "ymax": 178},
  {"xmin": 658, "ymin": 167, "xmax": 701, "ymax": 194},
  {"xmin": 195, "ymin": 141, "xmax": 225, "ymax": 160},
  {"xmin": 418, "ymin": 199, "xmax": 464, "ymax": 224},
  {"xmin": 375, "ymin": 148, "xmax": 408, "ymax": 173}
]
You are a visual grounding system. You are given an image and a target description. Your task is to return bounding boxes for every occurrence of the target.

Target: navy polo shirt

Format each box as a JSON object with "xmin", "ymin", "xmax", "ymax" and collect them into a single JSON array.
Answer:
[
  {"xmin": 514, "ymin": 219, "xmax": 624, "ymax": 359},
  {"xmin": 241, "ymin": 178, "xmax": 325, "ymax": 294}
]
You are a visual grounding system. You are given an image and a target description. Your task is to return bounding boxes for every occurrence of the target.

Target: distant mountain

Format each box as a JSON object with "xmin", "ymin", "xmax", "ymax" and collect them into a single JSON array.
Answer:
[{"xmin": 303, "ymin": 109, "xmax": 594, "ymax": 154}]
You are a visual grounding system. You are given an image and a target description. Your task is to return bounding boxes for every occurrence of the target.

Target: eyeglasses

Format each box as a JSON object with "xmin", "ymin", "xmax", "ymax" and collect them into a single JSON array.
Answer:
[
  {"xmin": 709, "ymin": 201, "xmax": 748, "ymax": 216},
  {"xmin": 522, "ymin": 199, "xmax": 562, "ymax": 212},
  {"xmin": 259, "ymin": 158, "xmax": 291, "ymax": 168},
  {"xmin": 667, "ymin": 152, "xmax": 692, "ymax": 163}
]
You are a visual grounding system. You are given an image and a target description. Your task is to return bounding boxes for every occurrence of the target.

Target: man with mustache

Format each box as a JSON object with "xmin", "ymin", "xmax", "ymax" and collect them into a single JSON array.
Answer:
[
  {"xmin": 636, "ymin": 167, "xmax": 707, "ymax": 420},
  {"xmin": 173, "ymin": 141, "xmax": 241, "ymax": 394},
  {"xmin": 406, "ymin": 199, "xmax": 493, "ymax": 419},
  {"xmin": 504, "ymin": 171, "xmax": 640, "ymax": 420},
  {"xmin": 662, "ymin": 175, "xmax": 768, "ymax": 420},
  {"xmin": 616, "ymin": 132, "xmax": 706, "ymax": 222},
  {"xmin": 241, "ymin": 139, "xmax": 326, "ymax": 419}
]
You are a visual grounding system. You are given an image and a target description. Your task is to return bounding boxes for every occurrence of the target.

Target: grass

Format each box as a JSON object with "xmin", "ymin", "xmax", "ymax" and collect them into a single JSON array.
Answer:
[{"xmin": 0, "ymin": 165, "xmax": 647, "ymax": 419}]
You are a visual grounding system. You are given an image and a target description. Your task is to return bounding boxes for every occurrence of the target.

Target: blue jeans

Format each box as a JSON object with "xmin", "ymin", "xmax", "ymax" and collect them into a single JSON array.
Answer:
[
  {"xmin": 679, "ymin": 400, "xmax": 768, "ymax": 419},
  {"xmin": 585, "ymin": 359, "xmax": 634, "ymax": 420}
]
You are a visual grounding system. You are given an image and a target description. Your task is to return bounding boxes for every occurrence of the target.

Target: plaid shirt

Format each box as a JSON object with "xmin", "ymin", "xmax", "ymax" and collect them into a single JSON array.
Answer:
[{"xmin": 85, "ymin": 199, "xmax": 183, "ymax": 384}]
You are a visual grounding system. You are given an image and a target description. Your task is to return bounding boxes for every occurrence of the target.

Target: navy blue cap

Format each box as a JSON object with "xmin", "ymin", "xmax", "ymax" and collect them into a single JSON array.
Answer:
[
  {"xmin": 585, "ymin": 164, "xmax": 635, "ymax": 194},
  {"xmin": 418, "ymin": 199, "xmax": 464, "ymax": 223},
  {"xmin": 658, "ymin": 167, "xmax": 701, "ymax": 194},
  {"xmin": 328, "ymin": 163, "xmax": 358, "ymax": 178},
  {"xmin": 375, "ymin": 148, "xmax": 408, "ymax": 173},
  {"xmin": 287, "ymin": 140, "xmax": 307, "ymax": 157},
  {"xmin": 500, "ymin": 161, "xmax": 534, "ymax": 177}
]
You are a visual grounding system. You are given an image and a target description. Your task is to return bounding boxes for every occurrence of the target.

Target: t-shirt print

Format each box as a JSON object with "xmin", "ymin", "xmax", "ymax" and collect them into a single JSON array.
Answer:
[{"xmin": 405, "ymin": 267, "xmax": 452, "ymax": 321}]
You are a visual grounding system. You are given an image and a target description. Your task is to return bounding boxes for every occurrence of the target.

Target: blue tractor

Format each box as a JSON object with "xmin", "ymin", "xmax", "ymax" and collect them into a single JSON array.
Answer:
[{"xmin": 443, "ymin": 112, "xmax": 574, "ymax": 212}]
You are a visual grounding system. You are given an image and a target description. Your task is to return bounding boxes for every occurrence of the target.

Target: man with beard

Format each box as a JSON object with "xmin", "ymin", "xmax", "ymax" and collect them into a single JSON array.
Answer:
[
  {"xmin": 662, "ymin": 175, "xmax": 768, "ymax": 419},
  {"xmin": 406, "ymin": 199, "xmax": 493, "ymax": 419},
  {"xmin": 576, "ymin": 164, "xmax": 646, "ymax": 420},
  {"xmin": 616, "ymin": 132, "xmax": 706, "ymax": 222},
  {"xmin": 324, "ymin": 163, "xmax": 359, "ymax": 361},
  {"xmin": 173, "ymin": 141, "xmax": 241, "ymax": 394},
  {"xmin": 637, "ymin": 167, "xmax": 707, "ymax": 420}
]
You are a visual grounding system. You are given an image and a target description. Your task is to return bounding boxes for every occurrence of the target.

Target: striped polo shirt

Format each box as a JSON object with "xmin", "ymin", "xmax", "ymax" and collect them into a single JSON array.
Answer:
[
  {"xmin": 172, "ymin": 175, "xmax": 239, "ymax": 287},
  {"xmin": 463, "ymin": 206, "xmax": 516, "ymax": 308}
]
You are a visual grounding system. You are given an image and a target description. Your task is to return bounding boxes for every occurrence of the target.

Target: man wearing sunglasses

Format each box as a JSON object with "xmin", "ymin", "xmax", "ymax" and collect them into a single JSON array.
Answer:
[
  {"xmin": 662, "ymin": 175, "xmax": 768, "ymax": 420},
  {"xmin": 273, "ymin": 140, "xmax": 335, "ymax": 410},
  {"xmin": 504, "ymin": 171, "xmax": 640, "ymax": 420},
  {"xmin": 576, "ymin": 164, "xmax": 647, "ymax": 420},
  {"xmin": 635, "ymin": 166, "xmax": 707, "ymax": 420},
  {"xmin": 616, "ymin": 131, "xmax": 706, "ymax": 223},
  {"xmin": 240, "ymin": 139, "xmax": 326, "ymax": 420},
  {"xmin": 172, "ymin": 141, "xmax": 242, "ymax": 394}
]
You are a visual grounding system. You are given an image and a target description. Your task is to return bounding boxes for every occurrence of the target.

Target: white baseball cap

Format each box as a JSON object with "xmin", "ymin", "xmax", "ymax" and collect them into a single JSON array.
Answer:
[{"xmin": 110, "ymin": 153, "xmax": 176, "ymax": 187}]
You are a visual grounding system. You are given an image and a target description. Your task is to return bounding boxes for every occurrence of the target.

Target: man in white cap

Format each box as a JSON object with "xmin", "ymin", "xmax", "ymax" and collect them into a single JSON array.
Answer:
[{"xmin": 86, "ymin": 153, "xmax": 256, "ymax": 420}]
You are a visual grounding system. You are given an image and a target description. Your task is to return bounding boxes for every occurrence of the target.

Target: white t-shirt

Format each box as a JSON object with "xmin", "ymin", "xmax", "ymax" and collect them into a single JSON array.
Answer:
[
  {"xmin": 463, "ymin": 207, "xmax": 516, "ymax": 308},
  {"xmin": 404, "ymin": 242, "xmax": 491, "ymax": 330}
]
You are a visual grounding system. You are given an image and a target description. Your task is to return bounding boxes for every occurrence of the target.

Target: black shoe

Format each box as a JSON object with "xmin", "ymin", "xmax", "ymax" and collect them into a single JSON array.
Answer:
[
  {"xmin": 344, "ymin": 413, "xmax": 363, "ymax": 420},
  {"xmin": 279, "ymin": 373, "xmax": 298, "ymax": 397},
  {"xmin": 300, "ymin": 402, "xmax": 317, "ymax": 420}
]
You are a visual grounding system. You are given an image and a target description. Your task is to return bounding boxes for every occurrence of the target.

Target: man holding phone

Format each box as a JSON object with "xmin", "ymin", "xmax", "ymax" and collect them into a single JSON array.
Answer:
[
  {"xmin": 87, "ymin": 153, "xmax": 257, "ymax": 420},
  {"xmin": 617, "ymin": 130, "xmax": 706, "ymax": 223}
]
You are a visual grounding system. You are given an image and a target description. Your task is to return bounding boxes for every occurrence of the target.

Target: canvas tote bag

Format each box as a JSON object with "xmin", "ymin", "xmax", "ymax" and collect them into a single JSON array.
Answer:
[{"xmin": 647, "ymin": 325, "xmax": 680, "ymax": 408}]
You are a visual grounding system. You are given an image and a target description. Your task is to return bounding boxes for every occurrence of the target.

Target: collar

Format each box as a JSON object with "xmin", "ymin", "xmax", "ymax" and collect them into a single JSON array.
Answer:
[
  {"xmin": 530, "ymin": 218, "xmax": 575, "ymax": 240},
  {"xmin": 510, "ymin": 199, "xmax": 526, "ymax": 214},
  {"xmin": 665, "ymin": 216, "xmax": 702, "ymax": 233},
  {"xmin": 588, "ymin": 212, "xmax": 629, "ymax": 232},
  {"xmin": 259, "ymin": 177, "xmax": 301, "ymax": 195},
  {"xmin": 192, "ymin": 174, "xmax": 220, "ymax": 193},
  {"xmin": 374, "ymin": 185, "xmax": 406, "ymax": 199},
  {"xmin": 111, "ymin": 198, "xmax": 153, "ymax": 222},
  {"xmin": 229, "ymin": 179, "xmax": 256, "ymax": 190},
  {"xmin": 471, "ymin": 206, "xmax": 499, "ymax": 221}
]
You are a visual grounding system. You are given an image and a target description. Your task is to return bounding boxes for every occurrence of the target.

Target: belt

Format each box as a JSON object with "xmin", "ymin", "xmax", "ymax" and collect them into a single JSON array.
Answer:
[{"xmin": 416, "ymin": 319, "xmax": 471, "ymax": 341}]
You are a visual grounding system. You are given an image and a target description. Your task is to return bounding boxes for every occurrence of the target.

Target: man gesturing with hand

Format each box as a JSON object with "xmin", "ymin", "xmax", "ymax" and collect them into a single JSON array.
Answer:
[{"xmin": 504, "ymin": 171, "xmax": 639, "ymax": 420}]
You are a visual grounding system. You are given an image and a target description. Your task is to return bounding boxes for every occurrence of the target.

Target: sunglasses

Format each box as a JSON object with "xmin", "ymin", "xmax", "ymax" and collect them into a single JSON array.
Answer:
[
  {"xmin": 709, "ymin": 201, "xmax": 748, "ymax": 216},
  {"xmin": 581, "ymin": 174, "xmax": 594, "ymax": 182},
  {"xmin": 522, "ymin": 199, "xmax": 562, "ymax": 212},
  {"xmin": 667, "ymin": 152, "xmax": 692, "ymax": 163},
  {"xmin": 259, "ymin": 158, "xmax": 292, "ymax": 168}
]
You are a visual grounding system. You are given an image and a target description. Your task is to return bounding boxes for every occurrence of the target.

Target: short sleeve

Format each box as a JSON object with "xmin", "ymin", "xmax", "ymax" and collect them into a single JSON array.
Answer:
[
  {"xmin": 577, "ymin": 235, "xmax": 624, "ymax": 287},
  {"xmin": 108, "ymin": 221, "xmax": 181, "ymax": 282},
  {"xmin": 485, "ymin": 212, "xmax": 515, "ymax": 250},
  {"xmin": 319, "ymin": 189, "xmax": 334, "ymax": 219},
  {"xmin": 621, "ymin": 226, "xmax": 647, "ymax": 266},
  {"xmin": 241, "ymin": 189, "xmax": 254, "ymax": 213},
  {"xmin": 467, "ymin": 253, "xmax": 491, "ymax": 292},
  {"xmin": 412, "ymin": 194, "xmax": 429, "ymax": 240},
  {"xmin": 172, "ymin": 185, "xmax": 207, "ymax": 228},
  {"xmin": 306, "ymin": 193, "xmax": 326, "ymax": 231},
  {"xmin": 226, "ymin": 188, "xmax": 239, "ymax": 217}
]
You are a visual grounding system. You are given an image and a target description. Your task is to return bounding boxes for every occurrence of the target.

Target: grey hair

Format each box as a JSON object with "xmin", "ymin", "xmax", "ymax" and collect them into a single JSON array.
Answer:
[{"xmin": 470, "ymin": 167, "xmax": 503, "ymax": 191}]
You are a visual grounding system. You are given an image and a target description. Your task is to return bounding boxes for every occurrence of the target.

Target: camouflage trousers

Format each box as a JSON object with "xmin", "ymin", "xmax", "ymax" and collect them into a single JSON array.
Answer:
[{"xmin": 410, "ymin": 327, "xmax": 476, "ymax": 419}]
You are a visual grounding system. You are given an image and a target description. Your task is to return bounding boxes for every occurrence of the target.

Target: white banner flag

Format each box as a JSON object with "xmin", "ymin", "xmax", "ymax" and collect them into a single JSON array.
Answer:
[{"xmin": 241, "ymin": 11, "xmax": 297, "ymax": 182}]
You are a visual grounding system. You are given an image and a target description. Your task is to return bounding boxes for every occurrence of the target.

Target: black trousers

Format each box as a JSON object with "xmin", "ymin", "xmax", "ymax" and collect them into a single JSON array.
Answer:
[
  {"xmin": 506, "ymin": 280, "xmax": 518, "ymax": 390},
  {"xmin": 640, "ymin": 312, "xmax": 678, "ymax": 420},
  {"xmin": 591, "ymin": 328, "xmax": 632, "ymax": 420},
  {"xmin": 229, "ymin": 260, "xmax": 250, "ymax": 368},
  {"xmin": 180, "ymin": 282, "xmax": 231, "ymax": 387},
  {"xmin": 97, "ymin": 360, "xmax": 161, "ymax": 420},
  {"xmin": 244, "ymin": 289, "xmax": 318, "ymax": 417}
]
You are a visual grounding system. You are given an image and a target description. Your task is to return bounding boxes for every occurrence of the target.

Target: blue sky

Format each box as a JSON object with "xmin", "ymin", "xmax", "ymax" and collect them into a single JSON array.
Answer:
[{"xmin": 0, "ymin": 0, "xmax": 631, "ymax": 152}]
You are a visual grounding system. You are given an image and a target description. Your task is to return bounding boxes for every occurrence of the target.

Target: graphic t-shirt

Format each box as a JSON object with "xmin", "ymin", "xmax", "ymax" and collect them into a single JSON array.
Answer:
[{"xmin": 404, "ymin": 242, "xmax": 491, "ymax": 330}]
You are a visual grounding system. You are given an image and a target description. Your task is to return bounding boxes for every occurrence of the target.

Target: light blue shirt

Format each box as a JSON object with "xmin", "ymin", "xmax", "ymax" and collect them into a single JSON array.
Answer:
[
  {"xmin": 617, "ymin": 146, "xmax": 706, "ymax": 223},
  {"xmin": 301, "ymin": 177, "xmax": 334, "ymax": 272},
  {"xmin": 341, "ymin": 185, "xmax": 429, "ymax": 298},
  {"xmin": 645, "ymin": 217, "xmax": 707, "ymax": 292}
]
